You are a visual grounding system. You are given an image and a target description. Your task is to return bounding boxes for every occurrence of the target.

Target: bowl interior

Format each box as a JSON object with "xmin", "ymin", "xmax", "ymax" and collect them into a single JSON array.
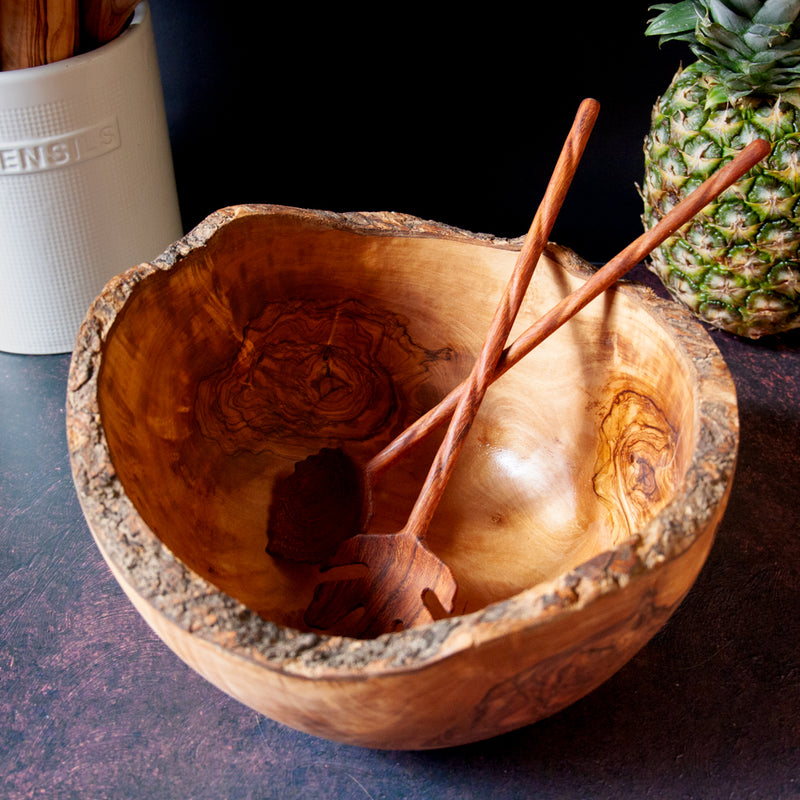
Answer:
[{"xmin": 97, "ymin": 211, "xmax": 696, "ymax": 632}]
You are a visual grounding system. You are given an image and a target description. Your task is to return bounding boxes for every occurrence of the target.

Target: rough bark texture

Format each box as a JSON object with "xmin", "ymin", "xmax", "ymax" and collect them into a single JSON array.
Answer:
[{"xmin": 66, "ymin": 204, "xmax": 738, "ymax": 749}]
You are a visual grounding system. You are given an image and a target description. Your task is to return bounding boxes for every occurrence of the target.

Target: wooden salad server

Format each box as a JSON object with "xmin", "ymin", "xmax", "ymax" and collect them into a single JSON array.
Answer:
[
  {"xmin": 304, "ymin": 136, "xmax": 771, "ymax": 638},
  {"xmin": 267, "ymin": 97, "xmax": 601, "ymax": 566},
  {"xmin": 303, "ymin": 98, "xmax": 603, "ymax": 637}
]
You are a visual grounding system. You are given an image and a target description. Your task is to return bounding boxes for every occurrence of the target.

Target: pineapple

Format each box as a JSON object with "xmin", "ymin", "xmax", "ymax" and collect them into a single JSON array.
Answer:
[{"xmin": 641, "ymin": 0, "xmax": 800, "ymax": 338}]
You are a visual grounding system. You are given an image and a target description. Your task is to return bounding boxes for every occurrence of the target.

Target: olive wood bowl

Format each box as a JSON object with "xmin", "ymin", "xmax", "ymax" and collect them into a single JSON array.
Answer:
[{"xmin": 67, "ymin": 204, "xmax": 738, "ymax": 750}]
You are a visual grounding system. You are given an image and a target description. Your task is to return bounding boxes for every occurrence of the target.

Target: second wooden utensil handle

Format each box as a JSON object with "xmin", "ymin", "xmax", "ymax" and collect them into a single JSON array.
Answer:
[{"xmin": 370, "ymin": 137, "xmax": 771, "ymax": 481}]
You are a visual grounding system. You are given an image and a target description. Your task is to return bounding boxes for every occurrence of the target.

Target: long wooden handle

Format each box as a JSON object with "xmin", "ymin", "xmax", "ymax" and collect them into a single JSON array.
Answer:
[
  {"xmin": 402, "ymin": 98, "xmax": 601, "ymax": 538},
  {"xmin": 0, "ymin": 0, "xmax": 79, "ymax": 70},
  {"xmin": 371, "ymin": 136, "xmax": 771, "ymax": 481}
]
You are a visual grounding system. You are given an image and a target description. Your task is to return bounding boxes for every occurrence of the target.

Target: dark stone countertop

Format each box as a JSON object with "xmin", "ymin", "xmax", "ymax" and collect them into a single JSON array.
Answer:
[{"xmin": 2, "ymin": 265, "xmax": 799, "ymax": 799}]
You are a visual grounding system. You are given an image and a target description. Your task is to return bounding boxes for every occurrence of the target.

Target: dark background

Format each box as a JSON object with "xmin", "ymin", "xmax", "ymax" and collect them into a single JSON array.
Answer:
[{"xmin": 146, "ymin": 2, "xmax": 694, "ymax": 263}]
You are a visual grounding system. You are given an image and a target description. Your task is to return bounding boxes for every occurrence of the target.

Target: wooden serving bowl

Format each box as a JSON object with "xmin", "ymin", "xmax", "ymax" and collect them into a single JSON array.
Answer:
[{"xmin": 67, "ymin": 204, "xmax": 738, "ymax": 750}]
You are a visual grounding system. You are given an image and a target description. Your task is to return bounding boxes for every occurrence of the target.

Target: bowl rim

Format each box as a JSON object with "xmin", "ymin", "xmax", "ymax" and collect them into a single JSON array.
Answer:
[{"xmin": 66, "ymin": 203, "xmax": 739, "ymax": 680}]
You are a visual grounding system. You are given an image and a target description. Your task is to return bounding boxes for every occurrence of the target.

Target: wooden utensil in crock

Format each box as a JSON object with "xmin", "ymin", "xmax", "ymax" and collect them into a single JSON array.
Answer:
[
  {"xmin": 79, "ymin": 0, "xmax": 139, "ymax": 49},
  {"xmin": 67, "ymin": 202, "xmax": 740, "ymax": 750},
  {"xmin": 0, "ymin": 0, "xmax": 79, "ymax": 69}
]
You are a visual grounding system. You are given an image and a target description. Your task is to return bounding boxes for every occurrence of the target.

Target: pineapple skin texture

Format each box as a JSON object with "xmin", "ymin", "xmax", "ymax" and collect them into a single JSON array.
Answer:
[{"xmin": 642, "ymin": 62, "xmax": 800, "ymax": 338}]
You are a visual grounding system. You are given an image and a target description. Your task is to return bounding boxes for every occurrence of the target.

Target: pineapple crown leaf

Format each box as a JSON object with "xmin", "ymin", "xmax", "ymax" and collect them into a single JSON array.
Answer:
[
  {"xmin": 753, "ymin": 0, "xmax": 800, "ymax": 25},
  {"xmin": 708, "ymin": 0, "xmax": 752, "ymax": 34},
  {"xmin": 646, "ymin": 1, "xmax": 702, "ymax": 42},
  {"xmin": 647, "ymin": 0, "xmax": 800, "ymax": 98}
]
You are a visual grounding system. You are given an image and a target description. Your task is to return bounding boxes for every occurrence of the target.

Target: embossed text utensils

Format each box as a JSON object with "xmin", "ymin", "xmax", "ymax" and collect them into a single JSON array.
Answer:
[{"xmin": 0, "ymin": 4, "xmax": 181, "ymax": 353}]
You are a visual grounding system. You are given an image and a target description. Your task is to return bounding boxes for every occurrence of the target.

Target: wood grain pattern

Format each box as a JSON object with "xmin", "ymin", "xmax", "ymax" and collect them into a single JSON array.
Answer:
[
  {"xmin": 370, "ymin": 138, "xmax": 770, "ymax": 478},
  {"xmin": 301, "ymin": 98, "xmax": 600, "ymax": 636},
  {"xmin": 8, "ymin": 314, "xmax": 800, "ymax": 793},
  {"xmin": 268, "ymin": 139, "xmax": 768, "ymax": 584},
  {"xmin": 0, "ymin": 0, "xmax": 78, "ymax": 69},
  {"xmin": 66, "ymin": 204, "xmax": 739, "ymax": 749}
]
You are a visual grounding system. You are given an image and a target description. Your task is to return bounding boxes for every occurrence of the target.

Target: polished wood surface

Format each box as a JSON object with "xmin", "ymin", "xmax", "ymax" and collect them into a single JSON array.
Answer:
[
  {"xmin": 0, "ymin": 0, "xmax": 79, "ymax": 69},
  {"xmin": 65, "ymin": 205, "xmax": 737, "ymax": 749},
  {"xmin": 278, "ymin": 139, "xmax": 767, "ymax": 638},
  {"xmin": 297, "ymin": 98, "xmax": 600, "ymax": 636},
  {"xmin": 3, "ymin": 263, "xmax": 799, "ymax": 795}
]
